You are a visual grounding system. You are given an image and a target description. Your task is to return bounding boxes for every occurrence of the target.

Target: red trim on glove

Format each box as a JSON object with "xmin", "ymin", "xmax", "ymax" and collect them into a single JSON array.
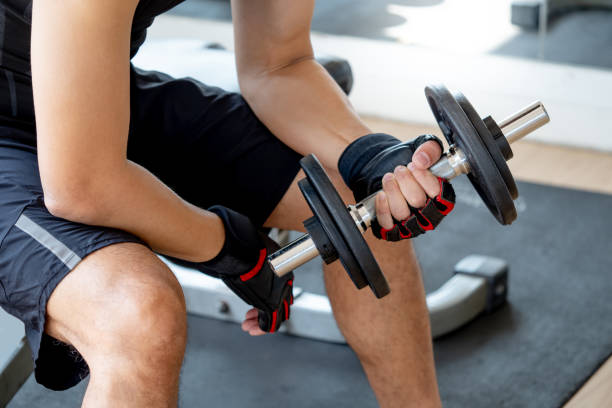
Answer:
[
  {"xmin": 417, "ymin": 211, "xmax": 434, "ymax": 231},
  {"xmin": 380, "ymin": 227, "xmax": 391, "ymax": 240},
  {"xmin": 284, "ymin": 300, "xmax": 289, "ymax": 320},
  {"xmin": 399, "ymin": 220, "xmax": 412, "ymax": 239},
  {"xmin": 435, "ymin": 178, "xmax": 455, "ymax": 215},
  {"xmin": 269, "ymin": 310, "xmax": 278, "ymax": 333},
  {"xmin": 240, "ymin": 248, "xmax": 267, "ymax": 282}
]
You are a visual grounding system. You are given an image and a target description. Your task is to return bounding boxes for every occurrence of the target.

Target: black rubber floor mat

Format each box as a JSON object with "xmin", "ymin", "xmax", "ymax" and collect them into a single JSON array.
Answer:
[{"xmin": 9, "ymin": 177, "xmax": 612, "ymax": 407}]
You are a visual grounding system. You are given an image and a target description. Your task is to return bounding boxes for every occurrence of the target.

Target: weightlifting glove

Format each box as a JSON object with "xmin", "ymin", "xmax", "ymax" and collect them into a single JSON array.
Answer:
[
  {"xmin": 173, "ymin": 206, "xmax": 293, "ymax": 333},
  {"xmin": 338, "ymin": 133, "xmax": 455, "ymax": 241}
]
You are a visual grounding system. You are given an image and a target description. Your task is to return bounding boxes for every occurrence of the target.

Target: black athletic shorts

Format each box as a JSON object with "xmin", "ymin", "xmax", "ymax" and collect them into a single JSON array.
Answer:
[{"xmin": 0, "ymin": 65, "xmax": 302, "ymax": 391}]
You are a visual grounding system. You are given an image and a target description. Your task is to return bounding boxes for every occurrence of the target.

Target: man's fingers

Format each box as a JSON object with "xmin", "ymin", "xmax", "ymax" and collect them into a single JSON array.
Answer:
[
  {"xmin": 249, "ymin": 325, "xmax": 266, "ymax": 336},
  {"xmin": 245, "ymin": 308, "xmax": 258, "ymax": 319},
  {"xmin": 394, "ymin": 165, "xmax": 427, "ymax": 208},
  {"xmin": 242, "ymin": 308, "xmax": 267, "ymax": 336},
  {"xmin": 412, "ymin": 140, "xmax": 442, "ymax": 170},
  {"xmin": 375, "ymin": 191, "xmax": 394, "ymax": 230},
  {"xmin": 241, "ymin": 317, "xmax": 258, "ymax": 332},
  {"xmin": 408, "ymin": 162, "xmax": 442, "ymax": 198},
  {"xmin": 248, "ymin": 323, "xmax": 266, "ymax": 336},
  {"xmin": 382, "ymin": 173, "xmax": 411, "ymax": 221}
]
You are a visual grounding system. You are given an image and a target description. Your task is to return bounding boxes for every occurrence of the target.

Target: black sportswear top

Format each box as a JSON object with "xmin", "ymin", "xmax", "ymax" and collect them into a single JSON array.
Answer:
[{"xmin": 0, "ymin": 0, "xmax": 184, "ymax": 133}]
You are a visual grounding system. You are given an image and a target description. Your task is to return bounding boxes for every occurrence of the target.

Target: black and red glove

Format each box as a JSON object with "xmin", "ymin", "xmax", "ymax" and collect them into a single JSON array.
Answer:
[
  {"xmin": 173, "ymin": 206, "xmax": 293, "ymax": 333},
  {"xmin": 371, "ymin": 177, "xmax": 455, "ymax": 241},
  {"xmin": 338, "ymin": 133, "xmax": 455, "ymax": 241}
]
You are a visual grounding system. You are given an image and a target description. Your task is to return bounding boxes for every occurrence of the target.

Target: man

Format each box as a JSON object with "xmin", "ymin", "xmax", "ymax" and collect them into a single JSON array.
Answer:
[{"xmin": 0, "ymin": 0, "xmax": 454, "ymax": 406}]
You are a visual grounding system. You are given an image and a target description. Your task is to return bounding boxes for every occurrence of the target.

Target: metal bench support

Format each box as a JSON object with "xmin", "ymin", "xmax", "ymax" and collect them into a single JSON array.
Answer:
[{"xmin": 161, "ymin": 254, "xmax": 508, "ymax": 343}]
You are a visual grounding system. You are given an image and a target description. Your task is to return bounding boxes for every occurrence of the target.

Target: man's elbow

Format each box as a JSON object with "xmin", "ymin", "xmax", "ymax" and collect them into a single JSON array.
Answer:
[
  {"xmin": 43, "ymin": 179, "xmax": 108, "ymax": 225},
  {"xmin": 237, "ymin": 54, "xmax": 316, "ymax": 103},
  {"xmin": 237, "ymin": 73, "xmax": 262, "ymax": 105}
]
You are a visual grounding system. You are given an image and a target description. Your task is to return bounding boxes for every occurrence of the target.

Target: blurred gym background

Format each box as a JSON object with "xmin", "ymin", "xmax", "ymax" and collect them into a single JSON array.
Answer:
[{"xmin": 168, "ymin": 0, "xmax": 612, "ymax": 69}]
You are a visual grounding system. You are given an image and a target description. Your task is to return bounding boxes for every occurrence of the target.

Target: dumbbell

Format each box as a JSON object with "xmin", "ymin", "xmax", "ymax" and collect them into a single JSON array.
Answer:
[{"xmin": 268, "ymin": 85, "xmax": 550, "ymax": 298}]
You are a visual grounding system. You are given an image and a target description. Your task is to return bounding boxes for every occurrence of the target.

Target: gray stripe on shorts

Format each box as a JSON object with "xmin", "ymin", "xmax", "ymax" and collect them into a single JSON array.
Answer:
[{"xmin": 15, "ymin": 214, "xmax": 82, "ymax": 269}]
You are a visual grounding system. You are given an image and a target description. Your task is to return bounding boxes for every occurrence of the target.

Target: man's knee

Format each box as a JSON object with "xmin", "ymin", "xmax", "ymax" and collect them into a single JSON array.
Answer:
[
  {"xmin": 103, "ymin": 265, "xmax": 187, "ymax": 357},
  {"xmin": 49, "ymin": 243, "xmax": 187, "ymax": 364}
]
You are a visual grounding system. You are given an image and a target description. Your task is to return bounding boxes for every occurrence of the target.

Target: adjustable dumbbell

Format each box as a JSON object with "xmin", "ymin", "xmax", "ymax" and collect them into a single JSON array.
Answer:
[{"xmin": 267, "ymin": 85, "xmax": 550, "ymax": 298}]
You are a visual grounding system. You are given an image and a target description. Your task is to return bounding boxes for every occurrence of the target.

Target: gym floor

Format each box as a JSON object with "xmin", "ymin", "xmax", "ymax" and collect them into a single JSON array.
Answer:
[{"xmin": 364, "ymin": 115, "xmax": 612, "ymax": 407}]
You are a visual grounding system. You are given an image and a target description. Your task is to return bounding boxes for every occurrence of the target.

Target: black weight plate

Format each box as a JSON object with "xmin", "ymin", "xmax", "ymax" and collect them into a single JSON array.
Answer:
[
  {"xmin": 298, "ymin": 178, "xmax": 368, "ymax": 290},
  {"xmin": 300, "ymin": 155, "xmax": 390, "ymax": 298},
  {"xmin": 455, "ymin": 92, "xmax": 519, "ymax": 200},
  {"xmin": 425, "ymin": 85, "xmax": 517, "ymax": 225}
]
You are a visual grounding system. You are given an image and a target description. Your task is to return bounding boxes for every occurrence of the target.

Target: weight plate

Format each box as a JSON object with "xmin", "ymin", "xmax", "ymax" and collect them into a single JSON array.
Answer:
[
  {"xmin": 455, "ymin": 92, "xmax": 519, "ymax": 200},
  {"xmin": 298, "ymin": 178, "xmax": 368, "ymax": 290},
  {"xmin": 425, "ymin": 85, "xmax": 517, "ymax": 225},
  {"xmin": 300, "ymin": 155, "xmax": 390, "ymax": 298}
]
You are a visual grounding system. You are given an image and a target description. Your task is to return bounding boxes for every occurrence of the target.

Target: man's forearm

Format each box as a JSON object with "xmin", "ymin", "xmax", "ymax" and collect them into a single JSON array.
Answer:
[
  {"xmin": 31, "ymin": 0, "xmax": 223, "ymax": 264},
  {"xmin": 73, "ymin": 160, "xmax": 225, "ymax": 263},
  {"xmin": 241, "ymin": 58, "xmax": 371, "ymax": 170}
]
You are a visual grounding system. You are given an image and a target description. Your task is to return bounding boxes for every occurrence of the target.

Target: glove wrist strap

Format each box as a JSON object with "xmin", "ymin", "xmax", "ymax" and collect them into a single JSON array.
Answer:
[
  {"xmin": 194, "ymin": 206, "xmax": 263, "ymax": 277},
  {"xmin": 338, "ymin": 133, "xmax": 400, "ymax": 187}
]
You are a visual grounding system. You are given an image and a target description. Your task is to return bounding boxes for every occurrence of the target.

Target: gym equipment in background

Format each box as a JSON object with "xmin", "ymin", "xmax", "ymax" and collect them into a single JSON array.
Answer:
[
  {"xmin": 0, "ymin": 312, "xmax": 33, "ymax": 407},
  {"xmin": 268, "ymin": 85, "xmax": 550, "ymax": 298},
  {"xmin": 511, "ymin": 0, "xmax": 612, "ymax": 30}
]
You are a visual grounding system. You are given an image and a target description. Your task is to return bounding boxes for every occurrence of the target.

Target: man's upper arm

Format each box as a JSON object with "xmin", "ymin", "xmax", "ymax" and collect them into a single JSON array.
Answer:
[
  {"xmin": 231, "ymin": 0, "xmax": 315, "ymax": 80},
  {"xmin": 31, "ymin": 0, "xmax": 138, "ymax": 205}
]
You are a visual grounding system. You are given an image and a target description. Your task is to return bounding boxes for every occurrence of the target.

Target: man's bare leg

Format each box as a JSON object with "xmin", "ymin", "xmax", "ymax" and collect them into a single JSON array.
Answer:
[
  {"xmin": 323, "ymin": 237, "xmax": 439, "ymax": 407},
  {"xmin": 266, "ymin": 169, "xmax": 441, "ymax": 408},
  {"xmin": 44, "ymin": 242, "xmax": 187, "ymax": 407}
]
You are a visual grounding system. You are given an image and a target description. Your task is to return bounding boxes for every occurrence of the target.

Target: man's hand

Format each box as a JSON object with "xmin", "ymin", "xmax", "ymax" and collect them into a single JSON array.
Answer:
[
  {"xmin": 184, "ymin": 206, "xmax": 294, "ymax": 334},
  {"xmin": 375, "ymin": 140, "xmax": 444, "ymax": 229},
  {"xmin": 242, "ymin": 308, "xmax": 269, "ymax": 336},
  {"xmin": 338, "ymin": 133, "xmax": 455, "ymax": 241}
]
